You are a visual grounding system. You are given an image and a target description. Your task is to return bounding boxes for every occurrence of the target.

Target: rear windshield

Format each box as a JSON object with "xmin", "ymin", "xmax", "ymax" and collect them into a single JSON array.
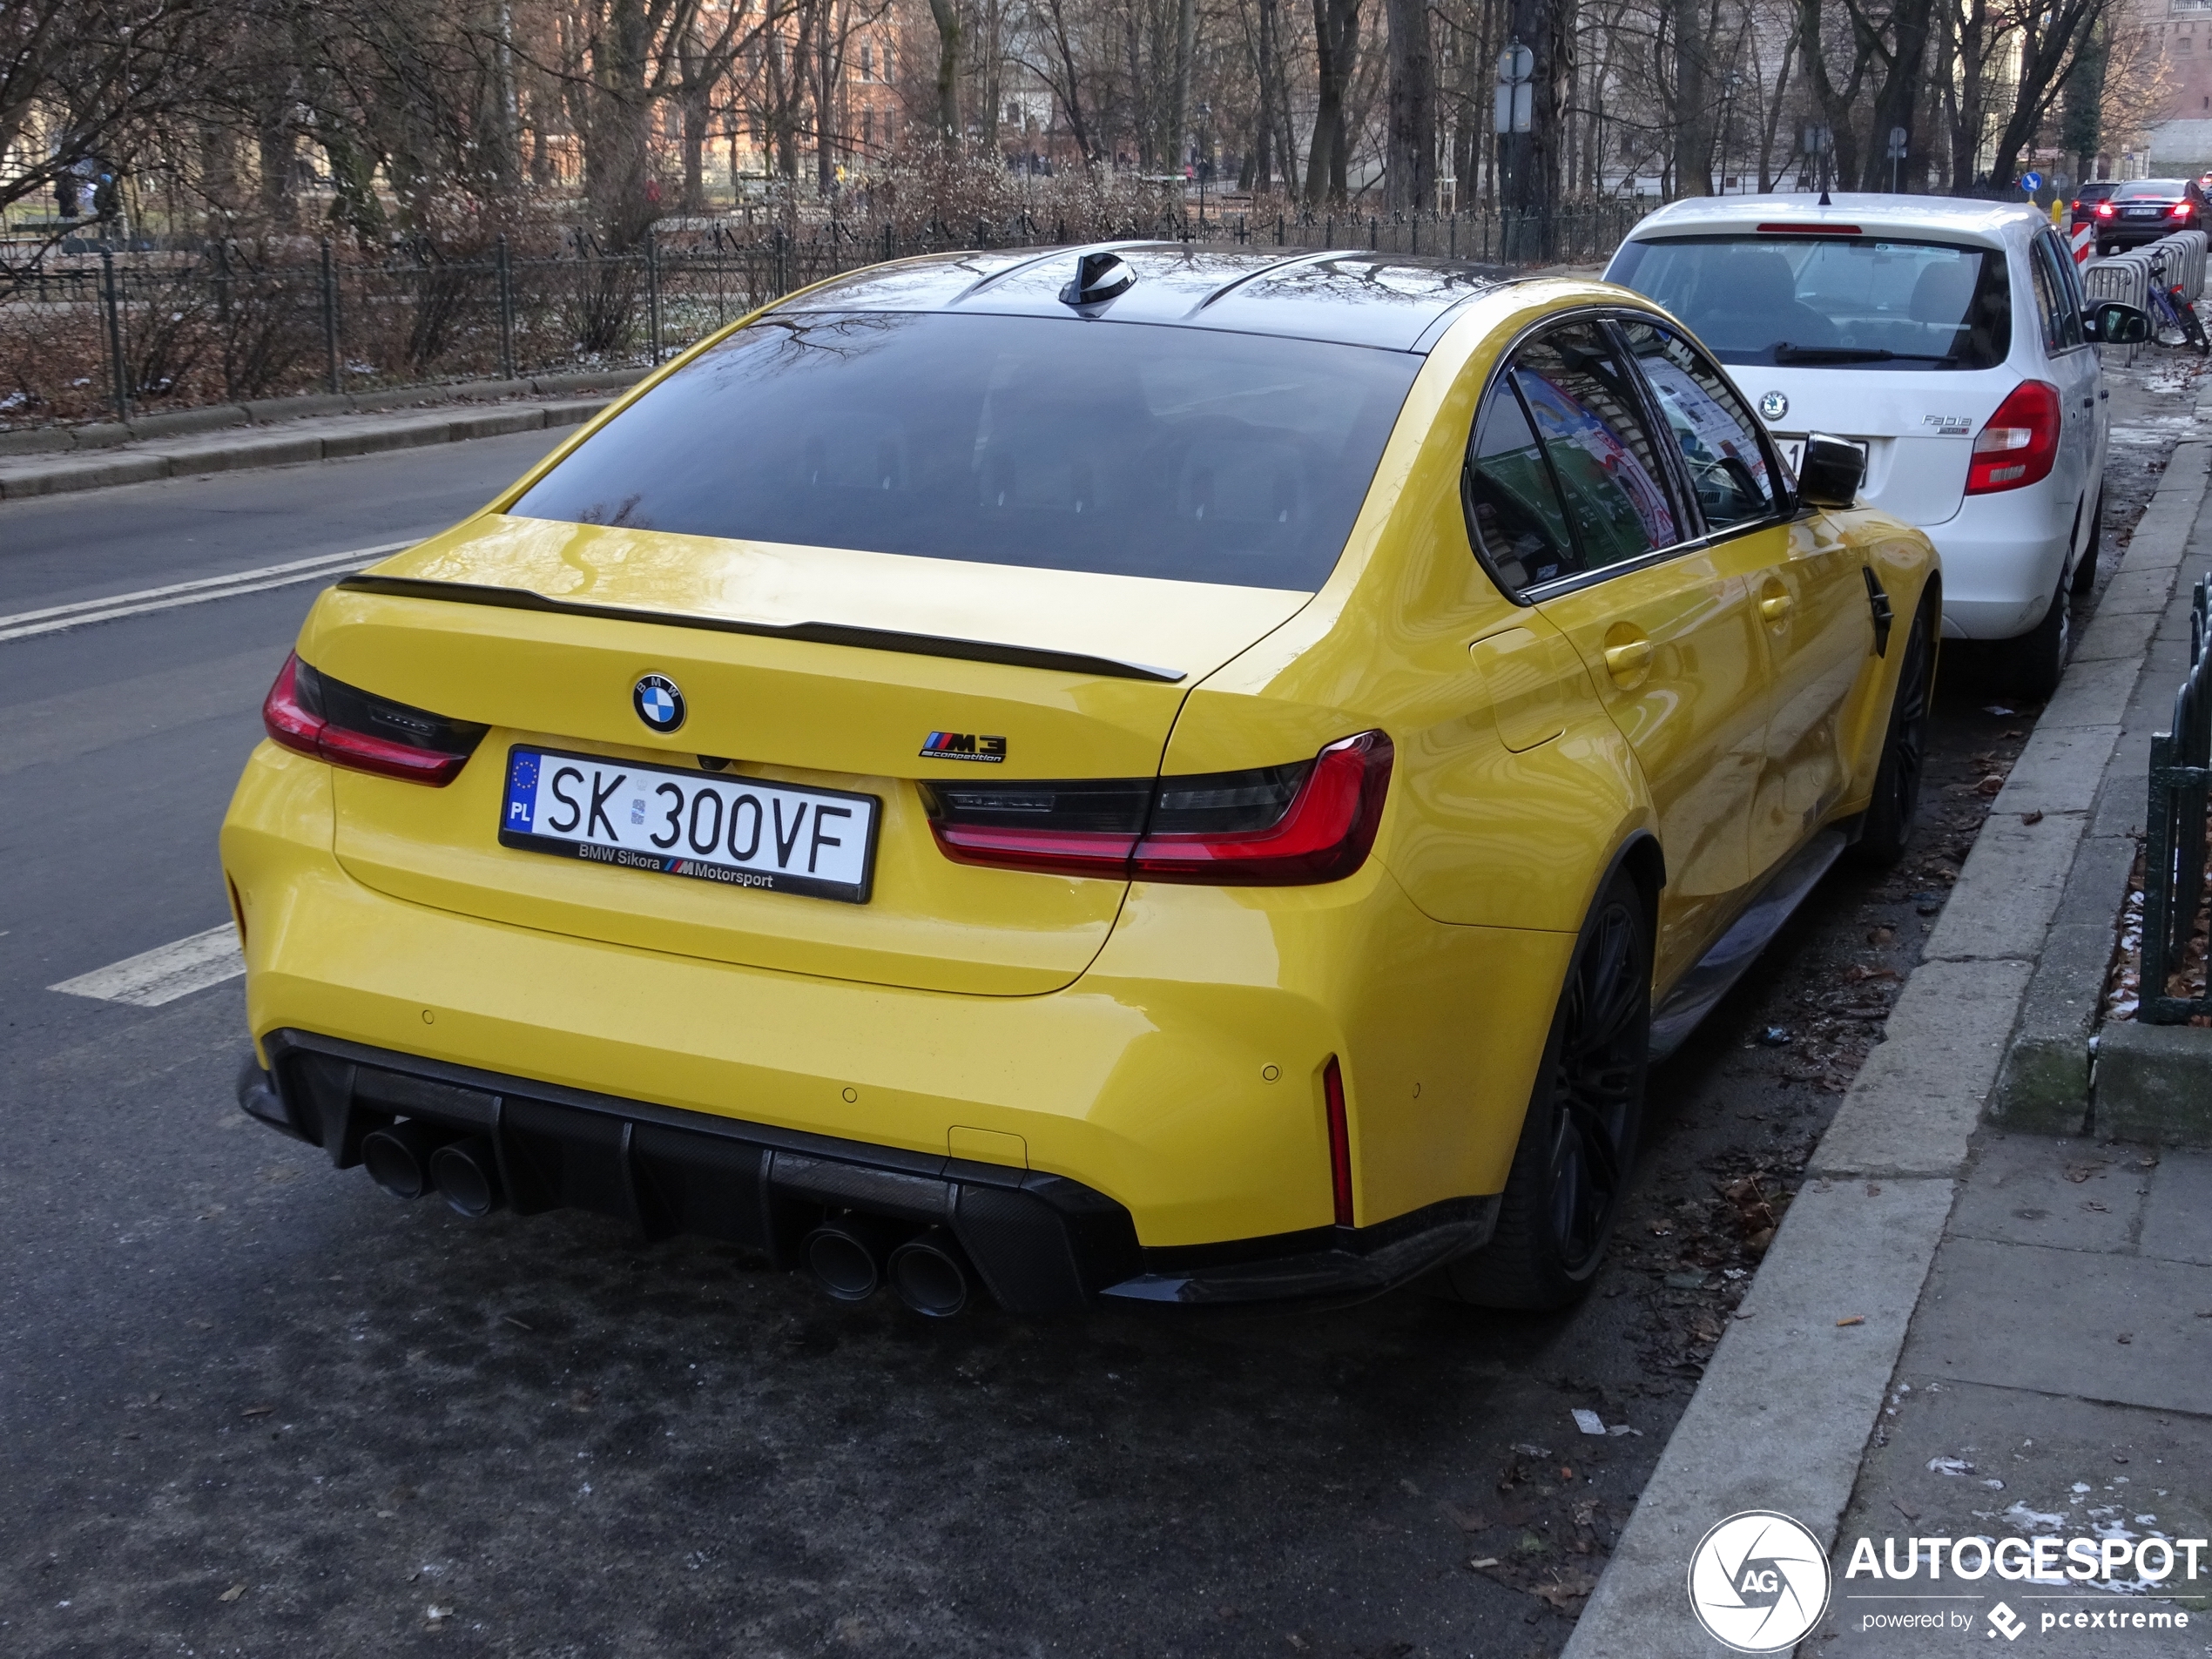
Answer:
[
  {"xmin": 1608, "ymin": 234, "xmax": 2011, "ymax": 370},
  {"xmin": 2114, "ymin": 179, "xmax": 2188, "ymax": 199},
  {"xmin": 508, "ymin": 311, "xmax": 1422, "ymax": 591}
]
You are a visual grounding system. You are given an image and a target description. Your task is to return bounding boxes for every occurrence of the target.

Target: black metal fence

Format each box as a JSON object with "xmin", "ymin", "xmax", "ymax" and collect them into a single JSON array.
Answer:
[
  {"xmin": 2140, "ymin": 577, "xmax": 2212, "ymax": 1023},
  {"xmin": 1, "ymin": 201, "xmax": 1643, "ymax": 429}
]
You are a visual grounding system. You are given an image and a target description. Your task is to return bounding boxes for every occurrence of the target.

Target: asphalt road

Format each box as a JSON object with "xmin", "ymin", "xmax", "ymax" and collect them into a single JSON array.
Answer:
[{"xmin": 0, "ymin": 405, "xmax": 2174, "ymax": 1658}]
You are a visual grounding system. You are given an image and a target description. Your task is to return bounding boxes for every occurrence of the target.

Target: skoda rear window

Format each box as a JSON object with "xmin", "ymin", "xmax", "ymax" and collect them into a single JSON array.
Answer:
[
  {"xmin": 508, "ymin": 312, "xmax": 1422, "ymax": 590},
  {"xmin": 1609, "ymin": 235, "xmax": 2010, "ymax": 370}
]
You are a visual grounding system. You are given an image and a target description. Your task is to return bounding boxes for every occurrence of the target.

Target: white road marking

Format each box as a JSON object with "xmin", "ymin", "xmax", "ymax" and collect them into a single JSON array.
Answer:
[
  {"xmin": 50, "ymin": 926, "xmax": 246, "ymax": 1007},
  {"xmin": 0, "ymin": 541, "xmax": 411, "ymax": 644}
]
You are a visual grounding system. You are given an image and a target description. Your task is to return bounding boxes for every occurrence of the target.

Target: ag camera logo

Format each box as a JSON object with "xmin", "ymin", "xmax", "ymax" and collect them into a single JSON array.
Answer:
[{"xmin": 1688, "ymin": 1510, "xmax": 1831, "ymax": 1652}]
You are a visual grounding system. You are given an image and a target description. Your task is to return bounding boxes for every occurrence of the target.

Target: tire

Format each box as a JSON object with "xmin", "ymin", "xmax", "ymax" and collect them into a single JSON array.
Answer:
[
  {"xmin": 1993, "ymin": 564, "xmax": 2072, "ymax": 701},
  {"xmin": 1436, "ymin": 867, "xmax": 1651, "ymax": 1311},
  {"xmin": 1851, "ymin": 588, "xmax": 1938, "ymax": 867},
  {"xmin": 2071, "ymin": 489, "xmax": 2103, "ymax": 596}
]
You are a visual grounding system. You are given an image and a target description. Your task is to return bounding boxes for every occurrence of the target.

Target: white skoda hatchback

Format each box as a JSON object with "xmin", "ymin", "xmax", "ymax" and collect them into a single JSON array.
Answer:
[{"xmin": 1607, "ymin": 195, "xmax": 2108, "ymax": 696}]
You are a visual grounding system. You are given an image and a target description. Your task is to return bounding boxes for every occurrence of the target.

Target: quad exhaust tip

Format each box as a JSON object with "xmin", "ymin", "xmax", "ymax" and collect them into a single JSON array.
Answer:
[
  {"xmin": 887, "ymin": 1230, "xmax": 970, "ymax": 1318},
  {"xmin": 361, "ymin": 1122, "xmax": 504, "ymax": 1217},
  {"xmin": 361, "ymin": 1121, "xmax": 451, "ymax": 1202},
  {"xmin": 429, "ymin": 1136, "xmax": 504, "ymax": 1218}
]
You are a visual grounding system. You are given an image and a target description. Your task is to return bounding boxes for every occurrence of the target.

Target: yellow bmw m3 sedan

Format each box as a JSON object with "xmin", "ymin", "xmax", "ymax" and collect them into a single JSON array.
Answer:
[{"xmin": 220, "ymin": 243, "xmax": 1938, "ymax": 1318}]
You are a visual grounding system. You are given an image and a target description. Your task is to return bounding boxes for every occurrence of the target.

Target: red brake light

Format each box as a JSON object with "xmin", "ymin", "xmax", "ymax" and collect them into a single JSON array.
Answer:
[
  {"xmin": 1757, "ymin": 222, "xmax": 1862, "ymax": 236},
  {"xmin": 2175, "ymin": 201, "xmax": 2196, "ymax": 219},
  {"xmin": 1323, "ymin": 1057, "xmax": 1354, "ymax": 1227},
  {"xmin": 1966, "ymin": 381, "xmax": 2061, "ymax": 496},
  {"xmin": 261, "ymin": 651, "xmax": 487, "ymax": 785},
  {"xmin": 2096, "ymin": 201, "xmax": 2117, "ymax": 218},
  {"xmin": 923, "ymin": 731, "xmax": 1394, "ymax": 886}
]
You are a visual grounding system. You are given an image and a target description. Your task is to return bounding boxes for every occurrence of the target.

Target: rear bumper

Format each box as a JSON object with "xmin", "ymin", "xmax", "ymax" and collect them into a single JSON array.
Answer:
[
  {"xmin": 239, "ymin": 1030, "xmax": 1495, "ymax": 1311},
  {"xmin": 1926, "ymin": 484, "xmax": 2075, "ymax": 640}
]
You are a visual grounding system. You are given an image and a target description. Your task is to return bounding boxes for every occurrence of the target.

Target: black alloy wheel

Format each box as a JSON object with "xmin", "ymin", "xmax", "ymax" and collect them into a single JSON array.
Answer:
[
  {"xmin": 1852, "ymin": 589, "xmax": 1937, "ymax": 867},
  {"xmin": 1439, "ymin": 868, "xmax": 1651, "ymax": 1310}
]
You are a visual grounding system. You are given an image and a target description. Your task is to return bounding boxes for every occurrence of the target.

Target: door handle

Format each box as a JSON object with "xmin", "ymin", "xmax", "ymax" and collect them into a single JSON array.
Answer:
[
  {"xmin": 1760, "ymin": 591, "xmax": 1796, "ymax": 623},
  {"xmin": 1602, "ymin": 637, "xmax": 1654, "ymax": 685}
]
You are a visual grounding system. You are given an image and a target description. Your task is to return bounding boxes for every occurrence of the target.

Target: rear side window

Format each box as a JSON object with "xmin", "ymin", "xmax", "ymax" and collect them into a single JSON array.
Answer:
[
  {"xmin": 2033, "ymin": 234, "xmax": 2086, "ymax": 349},
  {"xmin": 1615, "ymin": 319, "xmax": 1781, "ymax": 531},
  {"xmin": 508, "ymin": 312, "xmax": 1422, "ymax": 592},
  {"xmin": 1464, "ymin": 320, "xmax": 1682, "ymax": 594},
  {"xmin": 1610, "ymin": 235, "xmax": 2012, "ymax": 370}
]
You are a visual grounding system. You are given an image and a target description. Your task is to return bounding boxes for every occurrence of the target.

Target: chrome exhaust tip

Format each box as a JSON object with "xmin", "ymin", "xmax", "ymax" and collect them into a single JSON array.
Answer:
[
  {"xmin": 428, "ymin": 1136, "xmax": 505, "ymax": 1218},
  {"xmin": 802, "ymin": 1215, "xmax": 906, "ymax": 1302},
  {"xmin": 361, "ymin": 1121, "xmax": 451, "ymax": 1201},
  {"xmin": 887, "ymin": 1229, "xmax": 972, "ymax": 1318}
]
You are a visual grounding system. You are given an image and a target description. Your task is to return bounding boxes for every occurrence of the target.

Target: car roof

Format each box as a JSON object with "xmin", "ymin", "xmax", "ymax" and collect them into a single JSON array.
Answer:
[
  {"xmin": 1621, "ymin": 192, "xmax": 2043, "ymax": 251},
  {"xmin": 771, "ymin": 242, "xmax": 1515, "ymax": 352}
]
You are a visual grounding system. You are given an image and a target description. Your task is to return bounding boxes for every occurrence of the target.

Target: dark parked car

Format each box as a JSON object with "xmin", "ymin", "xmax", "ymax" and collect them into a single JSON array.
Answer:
[
  {"xmin": 2070, "ymin": 180, "xmax": 2120, "ymax": 230},
  {"xmin": 2091, "ymin": 178, "xmax": 2207, "ymax": 253}
]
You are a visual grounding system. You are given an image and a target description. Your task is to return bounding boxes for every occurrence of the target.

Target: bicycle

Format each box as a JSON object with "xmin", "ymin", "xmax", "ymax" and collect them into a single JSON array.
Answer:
[{"xmin": 2144, "ymin": 246, "xmax": 2211, "ymax": 355}]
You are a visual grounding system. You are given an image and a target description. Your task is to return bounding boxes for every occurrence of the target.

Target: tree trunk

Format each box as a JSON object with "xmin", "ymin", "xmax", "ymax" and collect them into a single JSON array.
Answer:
[
  {"xmin": 1386, "ymin": 0, "xmax": 1436, "ymax": 209},
  {"xmin": 1305, "ymin": 0, "xmax": 1360, "ymax": 206},
  {"xmin": 927, "ymin": 0, "xmax": 963, "ymax": 147},
  {"xmin": 1756, "ymin": 19, "xmax": 1796, "ymax": 191},
  {"xmin": 1858, "ymin": 0, "xmax": 1932, "ymax": 189},
  {"xmin": 1498, "ymin": 0, "xmax": 1568, "ymax": 242},
  {"xmin": 1171, "ymin": 0, "xmax": 1197, "ymax": 174},
  {"xmin": 1670, "ymin": 0, "xmax": 1712, "ymax": 194}
]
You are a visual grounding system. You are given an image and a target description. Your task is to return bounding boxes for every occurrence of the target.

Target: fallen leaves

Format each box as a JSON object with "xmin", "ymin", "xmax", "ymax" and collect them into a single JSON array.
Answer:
[
  {"xmin": 2022, "ymin": 810, "xmax": 2045, "ymax": 826},
  {"xmin": 219, "ymin": 1584, "xmax": 246, "ymax": 1603},
  {"xmin": 1837, "ymin": 1315, "xmax": 1865, "ymax": 1327},
  {"xmin": 239, "ymin": 1406, "xmax": 275, "ymax": 1419},
  {"xmin": 1975, "ymin": 772, "xmax": 2006, "ymax": 797}
]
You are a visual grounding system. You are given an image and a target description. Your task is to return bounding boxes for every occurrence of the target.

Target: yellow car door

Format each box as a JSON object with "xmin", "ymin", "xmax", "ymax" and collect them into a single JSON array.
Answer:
[
  {"xmin": 1467, "ymin": 318, "xmax": 1772, "ymax": 989},
  {"xmin": 1619, "ymin": 318, "xmax": 1878, "ymax": 879}
]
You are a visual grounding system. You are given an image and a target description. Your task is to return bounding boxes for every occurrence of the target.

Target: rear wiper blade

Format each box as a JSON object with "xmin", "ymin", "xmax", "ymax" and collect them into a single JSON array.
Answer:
[{"xmin": 1774, "ymin": 344, "xmax": 1956, "ymax": 366}]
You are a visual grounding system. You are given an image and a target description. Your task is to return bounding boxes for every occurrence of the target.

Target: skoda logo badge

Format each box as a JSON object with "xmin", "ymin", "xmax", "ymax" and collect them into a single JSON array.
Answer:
[
  {"xmin": 1758, "ymin": 390, "xmax": 1789, "ymax": 421},
  {"xmin": 632, "ymin": 674, "xmax": 685, "ymax": 733}
]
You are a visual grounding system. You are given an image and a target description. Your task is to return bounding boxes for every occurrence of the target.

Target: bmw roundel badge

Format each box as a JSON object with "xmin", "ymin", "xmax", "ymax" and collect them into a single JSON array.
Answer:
[
  {"xmin": 1758, "ymin": 389, "xmax": 1789, "ymax": 422},
  {"xmin": 632, "ymin": 674, "xmax": 685, "ymax": 733}
]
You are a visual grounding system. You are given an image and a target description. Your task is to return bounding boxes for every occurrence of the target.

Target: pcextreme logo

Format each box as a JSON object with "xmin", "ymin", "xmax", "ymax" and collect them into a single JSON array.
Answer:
[{"xmin": 1688, "ymin": 1510, "xmax": 1832, "ymax": 1652}]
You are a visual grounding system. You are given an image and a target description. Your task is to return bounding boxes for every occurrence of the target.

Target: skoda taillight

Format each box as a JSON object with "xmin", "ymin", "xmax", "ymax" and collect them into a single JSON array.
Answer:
[
  {"xmin": 922, "ymin": 731, "xmax": 1394, "ymax": 887},
  {"xmin": 1966, "ymin": 381, "xmax": 2062, "ymax": 495},
  {"xmin": 261, "ymin": 652, "xmax": 489, "ymax": 786}
]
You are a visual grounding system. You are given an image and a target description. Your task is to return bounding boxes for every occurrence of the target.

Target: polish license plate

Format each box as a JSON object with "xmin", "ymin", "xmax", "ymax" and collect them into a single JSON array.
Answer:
[
  {"xmin": 2126, "ymin": 206, "xmax": 2161, "ymax": 218},
  {"xmin": 1777, "ymin": 435, "xmax": 1869, "ymax": 476},
  {"xmin": 499, "ymin": 747, "xmax": 880, "ymax": 904}
]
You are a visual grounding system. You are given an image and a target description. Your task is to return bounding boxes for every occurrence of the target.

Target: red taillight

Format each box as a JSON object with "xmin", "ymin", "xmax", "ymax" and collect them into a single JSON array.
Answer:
[
  {"xmin": 1966, "ymin": 381, "xmax": 2061, "ymax": 496},
  {"xmin": 1323, "ymin": 1057, "xmax": 1353, "ymax": 1227},
  {"xmin": 2096, "ymin": 201, "xmax": 2117, "ymax": 219},
  {"xmin": 2174, "ymin": 201, "xmax": 2196, "ymax": 219},
  {"xmin": 924, "ymin": 730, "xmax": 1394, "ymax": 886},
  {"xmin": 261, "ymin": 651, "xmax": 486, "ymax": 786}
]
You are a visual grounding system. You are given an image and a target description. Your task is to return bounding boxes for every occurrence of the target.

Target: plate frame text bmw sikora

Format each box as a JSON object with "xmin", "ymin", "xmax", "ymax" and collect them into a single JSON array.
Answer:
[{"xmin": 496, "ymin": 745, "xmax": 882, "ymax": 904}]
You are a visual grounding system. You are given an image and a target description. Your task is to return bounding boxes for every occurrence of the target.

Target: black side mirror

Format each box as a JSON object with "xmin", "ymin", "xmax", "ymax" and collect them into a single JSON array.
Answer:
[
  {"xmin": 1796, "ymin": 435, "xmax": 1865, "ymax": 510},
  {"xmin": 2086, "ymin": 300, "xmax": 2151, "ymax": 344}
]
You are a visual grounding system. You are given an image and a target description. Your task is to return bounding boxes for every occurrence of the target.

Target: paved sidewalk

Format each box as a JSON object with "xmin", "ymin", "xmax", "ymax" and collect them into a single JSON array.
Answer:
[
  {"xmin": 0, "ymin": 369, "xmax": 645, "ymax": 500},
  {"xmin": 1566, "ymin": 429, "xmax": 2212, "ymax": 1656}
]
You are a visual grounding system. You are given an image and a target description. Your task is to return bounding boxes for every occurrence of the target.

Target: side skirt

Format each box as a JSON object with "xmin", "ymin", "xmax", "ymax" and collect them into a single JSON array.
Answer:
[{"xmin": 1648, "ymin": 828, "xmax": 1848, "ymax": 1061}]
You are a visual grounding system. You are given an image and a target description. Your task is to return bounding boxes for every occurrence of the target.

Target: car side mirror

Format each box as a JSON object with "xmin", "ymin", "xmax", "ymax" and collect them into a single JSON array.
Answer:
[
  {"xmin": 1795, "ymin": 435, "xmax": 1865, "ymax": 510},
  {"xmin": 2086, "ymin": 300, "xmax": 2151, "ymax": 344}
]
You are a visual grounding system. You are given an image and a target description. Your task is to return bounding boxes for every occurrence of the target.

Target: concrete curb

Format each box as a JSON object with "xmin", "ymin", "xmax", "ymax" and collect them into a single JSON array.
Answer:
[
  {"xmin": 1560, "ymin": 438, "xmax": 2212, "ymax": 1657},
  {"xmin": 0, "ymin": 371, "xmax": 644, "ymax": 501},
  {"xmin": 1991, "ymin": 428, "xmax": 2212, "ymax": 1139}
]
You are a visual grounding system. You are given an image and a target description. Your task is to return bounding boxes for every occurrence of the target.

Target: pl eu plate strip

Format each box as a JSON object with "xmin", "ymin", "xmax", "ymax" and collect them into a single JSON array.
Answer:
[
  {"xmin": 49, "ymin": 925, "xmax": 246, "ymax": 1008},
  {"xmin": 0, "ymin": 541, "xmax": 410, "ymax": 644}
]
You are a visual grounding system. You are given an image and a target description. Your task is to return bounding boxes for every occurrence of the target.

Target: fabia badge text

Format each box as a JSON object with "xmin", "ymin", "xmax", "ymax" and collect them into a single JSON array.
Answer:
[{"xmin": 1688, "ymin": 1510, "xmax": 1831, "ymax": 1652}]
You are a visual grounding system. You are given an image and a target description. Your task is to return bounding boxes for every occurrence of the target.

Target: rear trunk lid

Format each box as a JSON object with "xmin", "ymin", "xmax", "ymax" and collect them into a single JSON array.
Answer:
[
  {"xmin": 1741, "ymin": 366, "xmax": 2011, "ymax": 528},
  {"xmin": 304, "ymin": 516, "xmax": 1310, "ymax": 995}
]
